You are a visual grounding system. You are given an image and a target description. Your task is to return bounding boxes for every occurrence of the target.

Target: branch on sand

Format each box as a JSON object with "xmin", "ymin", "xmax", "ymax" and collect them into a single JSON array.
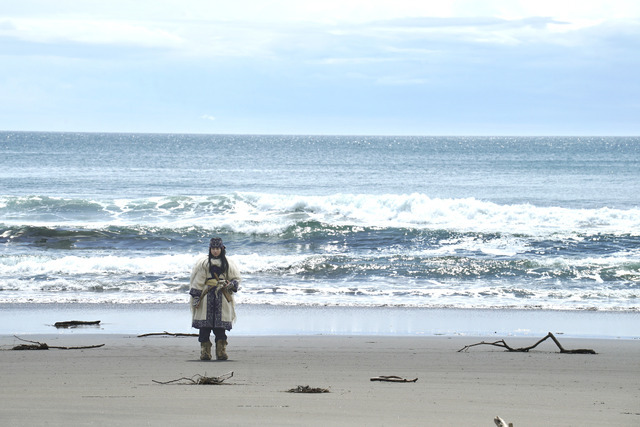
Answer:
[
  {"xmin": 11, "ymin": 336, "xmax": 105, "ymax": 350},
  {"xmin": 153, "ymin": 372, "xmax": 234, "ymax": 385},
  {"xmin": 54, "ymin": 320, "xmax": 100, "ymax": 328},
  {"xmin": 495, "ymin": 415, "xmax": 514, "ymax": 427},
  {"xmin": 458, "ymin": 332, "xmax": 596, "ymax": 354},
  {"xmin": 287, "ymin": 385, "xmax": 330, "ymax": 393},
  {"xmin": 370, "ymin": 375, "xmax": 418, "ymax": 383},
  {"xmin": 137, "ymin": 331, "xmax": 198, "ymax": 337}
]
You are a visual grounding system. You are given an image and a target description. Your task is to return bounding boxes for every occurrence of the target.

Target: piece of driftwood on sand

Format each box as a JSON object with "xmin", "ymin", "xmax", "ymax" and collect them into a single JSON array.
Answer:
[
  {"xmin": 153, "ymin": 372, "xmax": 234, "ymax": 385},
  {"xmin": 494, "ymin": 415, "xmax": 514, "ymax": 427},
  {"xmin": 370, "ymin": 375, "xmax": 418, "ymax": 383},
  {"xmin": 54, "ymin": 320, "xmax": 101, "ymax": 328},
  {"xmin": 137, "ymin": 331, "xmax": 198, "ymax": 338},
  {"xmin": 286, "ymin": 385, "xmax": 330, "ymax": 393},
  {"xmin": 458, "ymin": 332, "xmax": 596, "ymax": 354},
  {"xmin": 11, "ymin": 336, "xmax": 105, "ymax": 350}
]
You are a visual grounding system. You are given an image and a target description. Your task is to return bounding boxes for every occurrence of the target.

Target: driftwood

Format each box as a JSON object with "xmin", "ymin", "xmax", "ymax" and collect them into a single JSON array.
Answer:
[
  {"xmin": 11, "ymin": 336, "xmax": 105, "ymax": 350},
  {"xmin": 458, "ymin": 332, "xmax": 596, "ymax": 354},
  {"xmin": 153, "ymin": 372, "xmax": 234, "ymax": 385},
  {"xmin": 54, "ymin": 320, "xmax": 101, "ymax": 328},
  {"xmin": 137, "ymin": 331, "xmax": 198, "ymax": 338},
  {"xmin": 370, "ymin": 375, "xmax": 418, "ymax": 383},
  {"xmin": 13, "ymin": 343, "xmax": 50, "ymax": 350},
  {"xmin": 494, "ymin": 416, "xmax": 514, "ymax": 427},
  {"xmin": 287, "ymin": 385, "xmax": 330, "ymax": 393}
]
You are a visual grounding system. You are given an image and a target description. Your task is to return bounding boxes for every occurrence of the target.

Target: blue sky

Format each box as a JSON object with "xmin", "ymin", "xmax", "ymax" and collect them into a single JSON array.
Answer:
[{"xmin": 1, "ymin": 0, "xmax": 639, "ymax": 135}]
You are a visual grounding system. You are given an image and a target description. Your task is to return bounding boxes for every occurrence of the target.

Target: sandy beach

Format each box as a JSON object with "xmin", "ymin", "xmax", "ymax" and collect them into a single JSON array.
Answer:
[{"xmin": 1, "ymin": 333, "xmax": 639, "ymax": 426}]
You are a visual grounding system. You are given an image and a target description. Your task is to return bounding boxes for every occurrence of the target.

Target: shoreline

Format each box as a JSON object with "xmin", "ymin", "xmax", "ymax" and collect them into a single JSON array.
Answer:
[
  {"xmin": 1, "ymin": 333, "xmax": 638, "ymax": 426},
  {"xmin": 2, "ymin": 303, "xmax": 638, "ymax": 339}
]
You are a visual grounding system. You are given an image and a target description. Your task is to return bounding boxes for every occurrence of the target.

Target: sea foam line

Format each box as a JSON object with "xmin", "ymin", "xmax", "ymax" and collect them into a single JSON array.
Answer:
[{"xmin": 2, "ymin": 193, "xmax": 640, "ymax": 236}]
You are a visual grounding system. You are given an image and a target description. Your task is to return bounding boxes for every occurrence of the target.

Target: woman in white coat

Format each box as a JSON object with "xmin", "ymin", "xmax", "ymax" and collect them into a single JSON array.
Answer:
[{"xmin": 189, "ymin": 237, "xmax": 241, "ymax": 360}]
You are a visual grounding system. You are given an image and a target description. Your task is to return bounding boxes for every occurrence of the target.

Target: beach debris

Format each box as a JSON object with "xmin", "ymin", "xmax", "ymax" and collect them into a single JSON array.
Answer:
[
  {"xmin": 494, "ymin": 416, "xmax": 514, "ymax": 427},
  {"xmin": 153, "ymin": 371, "xmax": 234, "ymax": 385},
  {"xmin": 11, "ymin": 336, "xmax": 105, "ymax": 350},
  {"xmin": 54, "ymin": 320, "xmax": 101, "ymax": 328},
  {"xmin": 370, "ymin": 375, "xmax": 418, "ymax": 383},
  {"xmin": 286, "ymin": 385, "xmax": 330, "ymax": 393},
  {"xmin": 458, "ymin": 332, "xmax": 596, "ymax": 354},
  {"xmin": 12, "ymin": 343, "xmax": 49, "ymax": 350},
  {"xmin": 137, "ymin": 331, "xmax": 198, "ymax": 337}
]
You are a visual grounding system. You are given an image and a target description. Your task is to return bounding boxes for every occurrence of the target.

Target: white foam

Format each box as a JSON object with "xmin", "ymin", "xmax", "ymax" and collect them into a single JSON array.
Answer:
[
  {"xmin": 3, "ymin": 193, "xmax": 639, "ymax": 236},
  {"xmin": 0, "ymin": 253, "xmax": 195, "ymax": 276}
]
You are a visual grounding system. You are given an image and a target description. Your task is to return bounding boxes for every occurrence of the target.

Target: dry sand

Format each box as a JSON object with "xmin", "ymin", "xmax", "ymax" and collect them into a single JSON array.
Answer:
[{"xmin": 1, "ymin": 334, "xmax": 638, "ymax": 426}]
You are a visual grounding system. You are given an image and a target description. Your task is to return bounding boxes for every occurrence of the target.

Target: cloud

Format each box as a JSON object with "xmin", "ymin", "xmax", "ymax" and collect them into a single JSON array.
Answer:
[
  {"xmin": 1, "ymin": 3, "xmax": 637, "ymax": 64},
  {"xmin": 1, "ymin": 0, "xmax": 639, "ymax": 134},
  {"xmin": 1, "ymin": 17, "xmax": 183, "ymax": 47}
]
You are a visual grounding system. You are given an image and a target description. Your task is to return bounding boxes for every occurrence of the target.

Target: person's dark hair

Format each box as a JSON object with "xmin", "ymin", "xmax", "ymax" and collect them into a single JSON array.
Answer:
[{"xmin": 208, "ymin": 245, "xmax": 229, "ymax": 278}]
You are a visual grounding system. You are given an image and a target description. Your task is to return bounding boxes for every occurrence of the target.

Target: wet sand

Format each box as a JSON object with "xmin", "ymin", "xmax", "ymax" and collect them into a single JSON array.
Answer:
[{"xmin": 1, "ymin": 303, "xmax": 638, "ymax": 338}]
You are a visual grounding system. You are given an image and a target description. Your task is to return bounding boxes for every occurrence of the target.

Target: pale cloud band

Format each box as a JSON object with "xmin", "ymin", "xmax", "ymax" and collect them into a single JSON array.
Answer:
[
  {"xmin": 1, "ymin": 0, "xmax": 638, "ymax": 134},
  {"xmin": 2, "ymin": 0, "xmax": 638, "ymax": 54}
]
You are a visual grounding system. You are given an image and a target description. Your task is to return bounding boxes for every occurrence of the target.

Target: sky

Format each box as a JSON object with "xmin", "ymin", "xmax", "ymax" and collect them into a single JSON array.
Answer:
[{"xmin": 1, "ymin": 0, "xmax": 639, "ymax": 135}]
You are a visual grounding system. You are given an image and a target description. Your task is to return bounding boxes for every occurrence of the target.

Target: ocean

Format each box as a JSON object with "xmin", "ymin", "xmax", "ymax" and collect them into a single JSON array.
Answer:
[{"xmin": 1, "ymin": 132, "xmax": 639, "ymax": 315}]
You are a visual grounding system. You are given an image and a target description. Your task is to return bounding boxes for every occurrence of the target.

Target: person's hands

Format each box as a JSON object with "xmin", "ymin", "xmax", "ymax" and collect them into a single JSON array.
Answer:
[{"xmin": 227, "ymin": 279, "xmax": 239, "ymax": 292}]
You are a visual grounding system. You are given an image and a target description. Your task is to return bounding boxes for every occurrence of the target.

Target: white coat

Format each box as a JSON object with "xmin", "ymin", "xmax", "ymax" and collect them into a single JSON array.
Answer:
[{"xmin": 189, "ymin": 255, "xmax": 241, "ymax": 328}]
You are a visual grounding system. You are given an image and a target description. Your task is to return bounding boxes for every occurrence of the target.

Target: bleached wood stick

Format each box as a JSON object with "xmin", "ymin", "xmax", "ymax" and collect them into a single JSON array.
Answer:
[{"xmin": 494, "ymin": 416, "xmax": 513, "ymax": 427}]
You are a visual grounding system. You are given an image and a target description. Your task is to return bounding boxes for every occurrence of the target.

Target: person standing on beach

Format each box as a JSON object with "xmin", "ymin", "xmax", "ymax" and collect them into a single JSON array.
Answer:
[{"xmin": 189, "ymin": 237, "xmax": 241, "ymax": 360}]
